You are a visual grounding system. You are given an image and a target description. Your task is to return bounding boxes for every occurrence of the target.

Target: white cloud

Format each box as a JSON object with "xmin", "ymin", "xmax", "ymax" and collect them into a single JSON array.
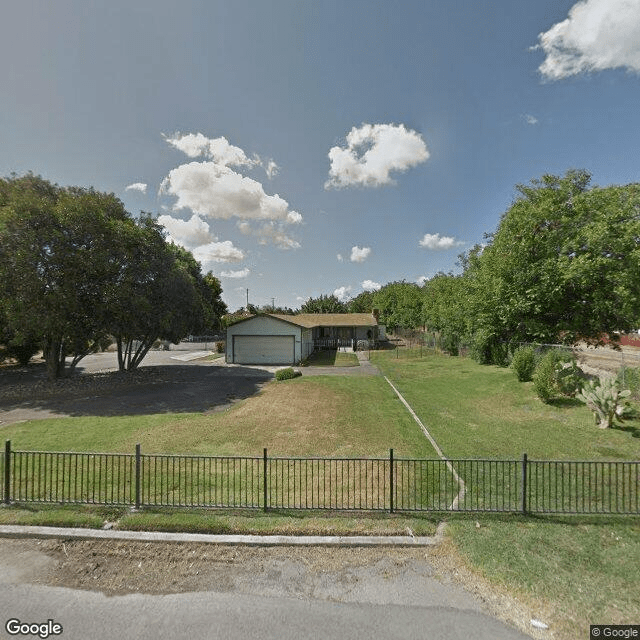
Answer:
[
  {"xmin": 535, "ymin": 0, "xmax": 640, "ymax": 80},
  {"xmin": 325, "ymin": 123, "xmax": 429, "ymax": 188},
  {"xmin": 160, "ymin": 133, "xmax": 302, "ymax": 251},
  {"xmin": 265, "ymin": 160, "xmax": 280, "ymax": 179},
  {"xmin": 125, "ymin": 182, "xmax": 147, "ymax": 193},
  {"xmin": 220, "ymin": 268, "xmax": 250, "ymax": 278},
  {"xmin": 254, "ymin": 223, "xmax": 301, "ymax": 250},
  {"xmin": 419, "ymin": 233, "xmax": 465, "ymax": 250},
  {"xmin": 416, "ymin": 275, "xmax": 429, "ymax": 286},
  {"xmin": 361, "ymin": 280, "xmax": 381, "ymax": 291},
  {"xmin": 163, "ymin": 132, "xmax": 257, "ymax": 167},
  {"xmin": 160, "ymin": 161, "xmax": 301, "ymax": 224},
  {"xmin": 193, "ymin": 241, "xmax": 245, "ymax": 264},
  {"xmin": 350, "ymin": 246, "xmax": 371, "ymax": 262},
  {"xmin": 337, "ymin": 254, "xmax": 344, "ymax": 262},
  {"xmin": 334, "ymin": 285, "xmax": 352, "ymax": 302},
  {"xmin": 158, "ymin": 213, "xmax": 216, "ymax": 249},
  {"xmin": 522, "ymin": 114, "xmax": 538, "ymax": 125}
]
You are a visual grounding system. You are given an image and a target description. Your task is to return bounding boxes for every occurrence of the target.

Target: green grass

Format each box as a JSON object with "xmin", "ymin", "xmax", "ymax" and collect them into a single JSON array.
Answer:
[
  {"xmin": 302, "ymin": 349, "xmax": 359, "ymax": 367},
  {"xmin": 372, "ymin": 349, "xmax": 640, "ymax": 460},
  {"xmin": 372, "ymin": 350, "xmax": 640, "ymax": 639},
  {"xmin": 447, "ymin": 515, "xmax": 640, "ymax": 639},
  {"xmin": 2, "ymin": 351, "xmax": 640, "ymax": 638},
  {"xmin": 0, "ymin": 503, "xmax": 438, "ymax": 536},
  {"xmin": 0, "ymin": 376, "xmax": 434, "ymax": 457}
]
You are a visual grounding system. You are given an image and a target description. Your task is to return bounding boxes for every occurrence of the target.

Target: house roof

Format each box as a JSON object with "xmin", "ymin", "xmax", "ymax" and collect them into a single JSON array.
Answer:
[
  {"xmin": 226, "ymin": 313, "xmax": 378, "ymax": 329},
  {"xmin": 270, "ymin": 313, "xmax": 377, "ymax": 328}
]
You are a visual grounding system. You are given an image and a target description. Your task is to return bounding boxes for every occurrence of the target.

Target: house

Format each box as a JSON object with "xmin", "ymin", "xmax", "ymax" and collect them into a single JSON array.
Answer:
[{"xmin": 225, "ymin": 312, "xmax": 380, "ymax": 365}]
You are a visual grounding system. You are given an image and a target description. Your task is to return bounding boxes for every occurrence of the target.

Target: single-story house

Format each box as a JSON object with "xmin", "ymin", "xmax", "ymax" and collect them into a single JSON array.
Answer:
[{"xmin": 225, "ymin": 312, "xmax": 380, "ymax": 365}]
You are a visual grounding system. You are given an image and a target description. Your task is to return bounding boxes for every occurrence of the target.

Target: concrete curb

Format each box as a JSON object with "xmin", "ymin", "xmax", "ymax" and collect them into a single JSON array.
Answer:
[{"xmin": 0, "ymin": 524, "xmax": 446, "ymax": 547}]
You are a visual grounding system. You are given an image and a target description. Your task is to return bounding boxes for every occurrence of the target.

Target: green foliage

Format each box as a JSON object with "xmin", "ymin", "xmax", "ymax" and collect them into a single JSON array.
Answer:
[
  {"xmin": 421, "ymin": 272, "xmax": 470, "ymax": 355},
  {"xmin": 511, "ymin": 346, "xmax": 536, "ymax": 381},
  {"xmin": 300, "ymin": 294, "xmax": 346, "ymax": 314},
  {"xmin": 215, "ymin": 341, "xmax": 225, "ymax": 354},
  {"xmin": 372, "ymin": 281, "xmax": 423, "ymax": 329},
  {"xmin": 469, "ymin": 328, "xmax": 509, "ymax": 366},
  {"xmin": 532, "ymin": 349, "xmax": 583, "ymax": 403},
  {"xmin": 577, "ymin": 377, "xmax": 632, "ymax": 428},
  {"xmin": 462, "ymin": 170, "xmax": 640, "ymax": 349},
  {"xmin": 0, "ymin": 173, "xmax": 226, "ymax": 377},
  {"xmin": 532, "ymin": 352, "xmax": 558, "ymax": 403},
  {"xmin": 275, "ymin": 367, "xmax": 301, "ymax": 381}
]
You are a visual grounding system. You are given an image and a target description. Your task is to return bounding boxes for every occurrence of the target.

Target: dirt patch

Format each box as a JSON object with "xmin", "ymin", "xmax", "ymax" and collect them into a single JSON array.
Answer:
[{"xmin": 0, "ymin": 535, "xmax": 559, "ymax": 638}]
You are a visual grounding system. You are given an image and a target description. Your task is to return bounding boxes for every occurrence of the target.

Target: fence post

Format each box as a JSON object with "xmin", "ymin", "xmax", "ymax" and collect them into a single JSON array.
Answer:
[
  {"xmin": 3, "ymin": 440, "xmax": 10, "ymax": 505},
  {"xmin": 263, "ymin": 448, "xmax": 268, "ymax": 513},
  {"xmin": 521, "ymin": 453, "xmax": 528, "ymax": 515},
  {"xmin": 135, "ymin": 443, "xmax": 141, "ymax": 510},
  {"xmin": 389, "ymin": 448, "xmax": 394, "ymax": 513}
]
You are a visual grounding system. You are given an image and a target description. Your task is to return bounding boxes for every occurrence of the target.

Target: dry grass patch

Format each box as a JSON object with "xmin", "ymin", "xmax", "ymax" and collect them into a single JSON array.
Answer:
[{"xmin": 147, "ymin": 376, "xmax": 432, "ymax": 457}]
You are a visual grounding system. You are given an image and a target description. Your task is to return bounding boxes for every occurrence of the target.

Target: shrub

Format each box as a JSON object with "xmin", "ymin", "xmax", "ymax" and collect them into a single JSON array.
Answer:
[
  {"xmin": 469, "ymin": 329, "xmax": 509, "ymax": 366},
  {"xmin": 511, "ymin": 346, "xmax": 536, "ymax": 382},
  {"xmin": 577, "ymin": 377, "xmax": 632, "ymax": 428},
  {"xmin": 215, "ymin": 341, "xmax": 225, "ymax": 354},
  {"xmin": 532, "ymin": 349, "xmax": 582, "ymax": 403},
  {"xmin": 532, "ymin": 351, "xmax": 557, "ymax": 403},
  {"xmin": 275, "ymin": 367, "xmax": 301, "ymax": 381}
]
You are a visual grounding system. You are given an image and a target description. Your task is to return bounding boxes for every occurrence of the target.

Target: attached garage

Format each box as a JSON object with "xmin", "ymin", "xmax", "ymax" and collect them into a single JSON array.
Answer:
[
  {"xmin": 225, "ymin": 314, "xmax": 313, "ymax": 365},
  {"xmin": 232, "ymin": 335, "xmax": 295, "ymax": 365}
]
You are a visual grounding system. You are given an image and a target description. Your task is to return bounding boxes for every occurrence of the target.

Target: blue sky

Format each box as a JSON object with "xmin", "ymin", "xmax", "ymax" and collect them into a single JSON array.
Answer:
[{"xmin": 2, "ymin": 0, "xmax": 640, "ymax": 311}]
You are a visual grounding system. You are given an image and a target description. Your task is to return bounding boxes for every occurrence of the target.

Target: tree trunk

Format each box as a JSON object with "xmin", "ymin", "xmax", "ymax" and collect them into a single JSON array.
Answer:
[{"xmin": 43, "ymin": 337, "xmax": 65, "ymax": 380}]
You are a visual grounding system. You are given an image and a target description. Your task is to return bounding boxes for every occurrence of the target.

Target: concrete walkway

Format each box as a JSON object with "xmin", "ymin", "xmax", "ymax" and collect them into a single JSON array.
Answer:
[{"xmin": 0, "ymin": 524, "xmax": 442, "ymax": 547}]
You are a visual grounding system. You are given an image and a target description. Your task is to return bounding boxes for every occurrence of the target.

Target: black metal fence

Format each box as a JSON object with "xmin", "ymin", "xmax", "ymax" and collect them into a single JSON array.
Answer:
[{"xmin": 1, "ymin": 441, "xmax": 638, "ymax": 515}]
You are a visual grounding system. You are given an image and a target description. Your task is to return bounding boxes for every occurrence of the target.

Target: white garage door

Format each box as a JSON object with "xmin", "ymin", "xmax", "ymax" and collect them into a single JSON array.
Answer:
[{"xmin": 233, "ymin": 335, "xmax": 295, "ymax": 365}]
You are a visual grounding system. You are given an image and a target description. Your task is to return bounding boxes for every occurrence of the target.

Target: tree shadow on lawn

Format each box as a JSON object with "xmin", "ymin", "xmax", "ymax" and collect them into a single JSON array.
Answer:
[{"xmin": 0, "ymin": 364, "xmax": 273, "ymax": 420}]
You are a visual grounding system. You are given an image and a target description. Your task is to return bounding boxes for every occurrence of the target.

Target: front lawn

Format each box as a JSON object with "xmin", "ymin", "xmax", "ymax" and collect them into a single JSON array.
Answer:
[
  {"xmin": 373, "ymin": 350, "xmax": 640, "ymax": 640},
  {"xmin": 302, "ymin": 349, "xmax": 359, "ymax": 367},
  {"xmin": 0, "ymin": 376, "xmax": 432, "ymax": 457}
]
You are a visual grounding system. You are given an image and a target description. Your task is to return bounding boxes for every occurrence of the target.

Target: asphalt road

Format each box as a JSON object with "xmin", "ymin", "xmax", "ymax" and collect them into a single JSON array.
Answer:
[{"xmin": 0, "ymin": 538, "xmax": 534, "ymax": 640}]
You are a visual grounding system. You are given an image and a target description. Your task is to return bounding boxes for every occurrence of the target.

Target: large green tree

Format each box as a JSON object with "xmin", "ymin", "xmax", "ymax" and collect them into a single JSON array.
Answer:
[
  {"xmin": 372, "ymin": 281, "xmax": 423, "ymax": 330},
  {"xmin": 467, "ymin": 170, "xmax": 640, "ymax": 349},
  {"xmin": 299, "ymin": 294, "xmax": 346, "ymax": 314},
  {"xmin": 0, "ymin": 174, "xmax": 227, "ymax": 377},
  {"xmin": 0, "ymin": 174, "xmax": 134, "ymax": 377}
]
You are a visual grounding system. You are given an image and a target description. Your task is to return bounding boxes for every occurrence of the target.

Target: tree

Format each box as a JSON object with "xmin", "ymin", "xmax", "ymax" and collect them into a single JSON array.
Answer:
[
  {"xmin": 371, "ymin": 281, "xmax": 423, "ymax": 330},
  {"xmin": 347, "ymin": 290, "xmax": 376, "ymax": 313},
  {"xmin": 421, "ymin": 272, "xmax": 469, "ymax": 351},
  {"xmin": 299, "ymin": 294, "xmax": 347, "ymax": 314},
  {"xmin": 0, "ymin": 174, "xmax": 134, "ymax": 378},
  {"xmin": 466, "ymin": 170, "xmax": 640, "ymax": 350}
]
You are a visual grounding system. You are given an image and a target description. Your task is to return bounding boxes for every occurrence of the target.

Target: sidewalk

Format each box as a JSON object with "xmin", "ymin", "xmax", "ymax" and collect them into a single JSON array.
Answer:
[{"xmin": 0, "ymin": 524, "xmax": 444, "ymax": 547}]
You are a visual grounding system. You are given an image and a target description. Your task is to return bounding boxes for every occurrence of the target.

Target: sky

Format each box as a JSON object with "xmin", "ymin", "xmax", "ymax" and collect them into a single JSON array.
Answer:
[{"xmin": 2, "ymin": 0, "xmax": 640, "ymax": 311}]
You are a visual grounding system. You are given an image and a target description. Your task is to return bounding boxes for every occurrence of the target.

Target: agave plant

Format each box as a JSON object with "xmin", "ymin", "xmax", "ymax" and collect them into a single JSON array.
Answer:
[{"xmin": 577, "ymin": 377, "xmax": 632, "ymax": 429}]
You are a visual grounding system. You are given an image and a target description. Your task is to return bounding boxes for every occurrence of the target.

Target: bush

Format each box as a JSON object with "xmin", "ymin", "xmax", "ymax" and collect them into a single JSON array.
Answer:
[
  {"xmin": 215, "ymin": 341, "xmax": 225, "ymax": 354},
  {"xmin": 469, "ymin": 329, "xmax": 509, "ymax": 366},
  {"xmin": 532, "ymin": 349, "xmax": 583, "ymax": 403},
  {"xmin": 275, "ymin": 367, "xmax": 301, "ymax": 381},
  {"xmin": 511, "ymin": 346, "xmax": 536, "ymax": 382}
]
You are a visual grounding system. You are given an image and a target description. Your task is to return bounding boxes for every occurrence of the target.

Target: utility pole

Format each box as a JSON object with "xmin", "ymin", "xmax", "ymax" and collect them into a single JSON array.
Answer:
[
  {"xmin": 271, "ymin": 297, "xmax": 275, "ymax": 310},
  {"xmin": 246, "ymin": 288, "xmax": 249, "ymax": 309}
]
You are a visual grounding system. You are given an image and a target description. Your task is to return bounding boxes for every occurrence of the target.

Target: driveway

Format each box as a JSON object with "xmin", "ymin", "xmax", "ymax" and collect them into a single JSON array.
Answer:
[
  {"xmin": 0, "ymin": 353, "xmax": 273, "ymax": 426},
  {"xmin": 0, "ymin": 348, "xmax": 381, "ymax": 426}
]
